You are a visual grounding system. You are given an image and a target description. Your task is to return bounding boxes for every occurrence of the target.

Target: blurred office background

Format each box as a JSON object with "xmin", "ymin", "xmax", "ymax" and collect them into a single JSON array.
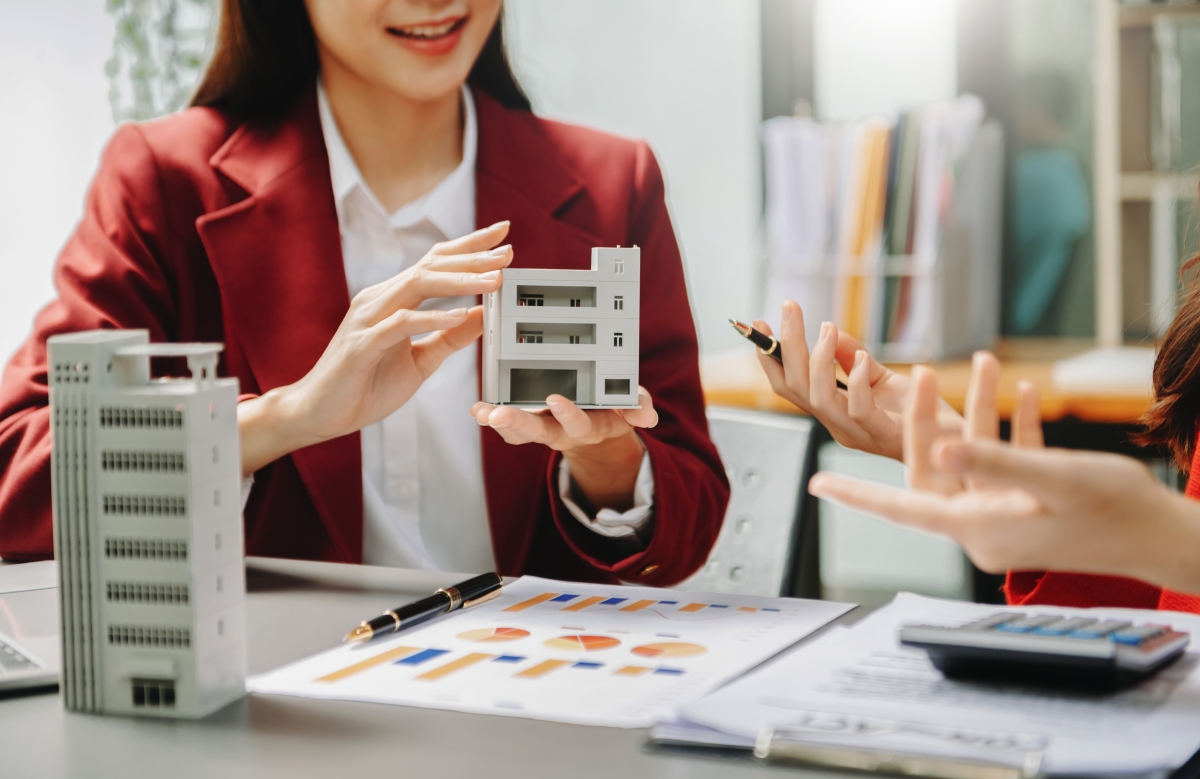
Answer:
[{"xmin": 3, "ymin": 0, "xmax": 1197, "ymax": 605}]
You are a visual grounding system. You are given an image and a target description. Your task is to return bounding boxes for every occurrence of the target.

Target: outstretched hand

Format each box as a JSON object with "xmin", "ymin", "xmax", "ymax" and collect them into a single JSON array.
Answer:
[
  {"xmin": 807, "ymin": 352, "xmax": 1200, "ymax": 592},
  {"xmin": 756, "ymin": 299, "xmax": 962, "ymax": 461},
  {"xmin": 238, "ymin": 221, "xmax": 513, "ymax": 476}
]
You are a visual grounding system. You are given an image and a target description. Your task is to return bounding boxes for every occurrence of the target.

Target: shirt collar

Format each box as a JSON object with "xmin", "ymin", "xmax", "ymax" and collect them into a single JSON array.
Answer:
[{"xmin": 316, "ymin": 79, "xmax": 477, "ymax": 240}]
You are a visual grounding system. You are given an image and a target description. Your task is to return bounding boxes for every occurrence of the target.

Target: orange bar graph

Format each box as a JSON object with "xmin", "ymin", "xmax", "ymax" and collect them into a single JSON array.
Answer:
[
  {"xmin": 503, "ymin": 593, "xmax": 559, "ymax": 612},
  {"xmin": 562, "ymin": 596, "xmax": 605, "ymax": 612},
  {"xmin": 679, "ymin": 603, "xmax": 707, "ymax": 613},
  {"xmin": 516, "ymin": 659, "xmax": 570, "ymax": 679},
  {"xmin": 415, "ymin": 653, "xmax": 493, "ymax": 681},
  {"xmin": 738, "ymin": 606, "xmax": 759, "ymax": 613},
  {"xmin": 315, "ymin": 646, "xmax": 419, "ymax": 683},
  {"xmin": 620, "ymin": 599, "xmax": 656, "ymax": 612},
  {"xmin": 614, "ymin": 665, "xmax": 651, "ymax": 677}
]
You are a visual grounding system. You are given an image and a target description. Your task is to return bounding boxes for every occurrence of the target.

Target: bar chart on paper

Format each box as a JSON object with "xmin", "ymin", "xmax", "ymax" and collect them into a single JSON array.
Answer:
[{"xmin": 249, "ymin": 576, "xmax": 852, "ymax": 727}]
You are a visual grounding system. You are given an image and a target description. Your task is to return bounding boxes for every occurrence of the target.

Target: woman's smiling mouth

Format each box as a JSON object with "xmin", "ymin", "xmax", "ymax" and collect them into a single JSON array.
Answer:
[{"xmin": 386, "ymin": 15, "xmax": 469, "ymax": 55}]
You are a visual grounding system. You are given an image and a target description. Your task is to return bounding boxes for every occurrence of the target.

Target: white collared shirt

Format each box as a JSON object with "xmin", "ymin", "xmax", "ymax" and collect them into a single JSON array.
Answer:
[{"xmin": 313, "ymin": 82, "xmax": 653, "ymax": 572}]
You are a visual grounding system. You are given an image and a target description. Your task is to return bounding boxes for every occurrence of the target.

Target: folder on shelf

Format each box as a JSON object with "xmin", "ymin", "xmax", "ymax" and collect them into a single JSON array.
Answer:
[{"xmin": 760, "ymin": 95, "xmax": 1001, "ymax": 362}]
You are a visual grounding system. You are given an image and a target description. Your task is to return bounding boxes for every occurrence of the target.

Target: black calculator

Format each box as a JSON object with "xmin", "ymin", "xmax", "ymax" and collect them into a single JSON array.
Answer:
[{"xmin": 899, "ymin": 613, "xmax": 1191, "ymax": 689}]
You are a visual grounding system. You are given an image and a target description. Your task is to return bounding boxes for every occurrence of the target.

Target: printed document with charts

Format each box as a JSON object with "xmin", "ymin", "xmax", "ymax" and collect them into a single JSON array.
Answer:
[
  {"xmin": 248, "ymin": 577, "xmax": 851, "ymax": 727},
  {"xmin": 679, "ymin": 593, "xmax": 1200, "ymax": 776}
]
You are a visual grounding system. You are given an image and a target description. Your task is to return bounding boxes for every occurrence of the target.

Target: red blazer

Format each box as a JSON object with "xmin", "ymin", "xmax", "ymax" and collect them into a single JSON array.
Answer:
[
  {"xmin": 1006, "ymin": 435, "xmax": 1200, "ymax": 614},
  {"xmin": 0, "ymin": 88, "xmax": 729, "ymax": 586}
]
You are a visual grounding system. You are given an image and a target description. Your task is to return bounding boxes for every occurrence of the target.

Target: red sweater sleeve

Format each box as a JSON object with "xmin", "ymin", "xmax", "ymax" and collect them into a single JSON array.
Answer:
[
  {"xmin": 544, "ymin": 142, "xmax": 730, "ymax": 586},
  {"xmin": 0, "ymin": 125, "xmax": 177, "ymax": 560}
]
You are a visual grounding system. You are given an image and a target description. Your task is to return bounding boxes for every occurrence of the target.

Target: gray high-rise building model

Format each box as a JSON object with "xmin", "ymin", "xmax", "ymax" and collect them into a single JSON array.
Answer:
[{"xmin": 48, "ymin": 330, "xmax": 246, "ymax": 718}]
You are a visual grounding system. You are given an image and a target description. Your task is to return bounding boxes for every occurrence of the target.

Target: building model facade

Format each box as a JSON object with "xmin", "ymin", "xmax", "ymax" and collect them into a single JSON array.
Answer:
[
  {"xmin": 49, "ymin": 330, "xmax": 246, "ymax": 718},
  {"xmin": 483, "ymin": 246, "xmax": 640, "ymax": 408}
]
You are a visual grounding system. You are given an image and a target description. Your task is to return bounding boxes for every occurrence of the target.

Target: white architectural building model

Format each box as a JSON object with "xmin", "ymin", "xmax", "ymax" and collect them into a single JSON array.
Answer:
[
  {"xmin": 483, "ymin": 247, "xmax": 640, "ymax": 408},
  {"xmin": 49, "ymin": 330, "xmax": 246, "ymax": 718}
]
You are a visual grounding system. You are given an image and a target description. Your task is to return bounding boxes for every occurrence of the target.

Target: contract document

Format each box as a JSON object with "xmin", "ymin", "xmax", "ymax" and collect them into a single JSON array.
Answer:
[
  {"xmin": 249, "ymin": 576, "xmax": 852, "ymax": 728},
  {"xmin": 680, "ymin": 593, "xmax": 1200, "ymax": 776}
]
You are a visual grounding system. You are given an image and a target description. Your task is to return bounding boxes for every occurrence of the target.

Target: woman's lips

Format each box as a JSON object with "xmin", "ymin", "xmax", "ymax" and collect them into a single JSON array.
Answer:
[{"xmin": 386, "ymin": 15, "xmax": 468, "ymax": 57}]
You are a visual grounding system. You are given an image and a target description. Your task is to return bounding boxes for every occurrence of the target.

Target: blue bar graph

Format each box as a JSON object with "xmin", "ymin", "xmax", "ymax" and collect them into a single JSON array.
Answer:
[{"xmin": 395, "ymin": 648, "xmax": 450, "ymax": 666}]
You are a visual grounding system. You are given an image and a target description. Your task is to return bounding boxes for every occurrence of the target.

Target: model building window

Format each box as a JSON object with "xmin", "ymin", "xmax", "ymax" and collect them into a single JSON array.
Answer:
[
  {"xmin": 613, "ymin": 296, "xmax": 624, "ymax": 310},
  {"xmin": 518, "ymin": 330, "xmax": 544, "ymax": 344},
  {"xmin": 613, "ymin": 333, "xmax": 623, "ymax": 347},
  {"xmin": 518, "ymin": 294, "xmax": 544, "ymax": 306},
  {"xmin": 605, "ymin": 379, "xmax": 631, "ymax": 395},
  {"xmin": 614, "ymin": 259, "xmax": 625, "ymax": 274}
]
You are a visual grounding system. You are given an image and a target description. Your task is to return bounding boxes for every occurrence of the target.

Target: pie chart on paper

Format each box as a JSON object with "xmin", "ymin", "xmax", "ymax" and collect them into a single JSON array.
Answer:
[
  {"xmin": 630, "ymin": 642, "xmax": 707, "ymax": 658},
  {"xmin": 543, "ymin": 635, "xmax": 621, "ymax": 652},
  {"xmin": 456, "ymin": 627, "xmax": 531, "ymax": 643}
]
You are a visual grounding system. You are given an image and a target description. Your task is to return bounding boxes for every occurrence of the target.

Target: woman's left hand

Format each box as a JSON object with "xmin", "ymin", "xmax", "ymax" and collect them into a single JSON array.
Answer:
[{"xmin": 471, "ymin": 386, "xmax": 658, "ymax": 512}]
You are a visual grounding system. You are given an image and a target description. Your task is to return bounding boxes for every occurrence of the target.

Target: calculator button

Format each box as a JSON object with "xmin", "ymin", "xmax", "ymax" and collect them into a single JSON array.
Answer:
[
  {"xmin": 1068, "ymin": 620, "xmax": 1132, "ymax": 640},
  {"xmin": 995, "ymin": 615, "xmax": 1060, "ymax": 633},
  {"xmin": 963, "ymin": 613, "xmax": 1020, "ymax": 631},
  {"xmin": 1031, "ymin": 618, "xmax": 1096, "ymax": 636},
  {"xmin": 1110, "ymin": 625, "xmax": 1168, "ymax": 646}
]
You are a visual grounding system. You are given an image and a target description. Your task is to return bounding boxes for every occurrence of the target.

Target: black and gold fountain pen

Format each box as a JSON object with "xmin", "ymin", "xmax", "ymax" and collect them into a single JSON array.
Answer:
[
  {"xmin": 729, "ymin": 318, "xmax": 848, "ymax": 390},
  {"xmin": 343, "ymin": 572, "xmax": 504, "ymax": 643}
]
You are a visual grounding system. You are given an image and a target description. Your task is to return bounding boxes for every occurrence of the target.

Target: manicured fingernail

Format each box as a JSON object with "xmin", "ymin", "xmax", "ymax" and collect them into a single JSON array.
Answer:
[
  {"xmin": 782, "ymin": 303, "xmax": 793, "ymax": 324},
  {"xmin": 447, "ymin": 308, "xmax": 467, "ymax": 317},
  {"xmin": 808, "ymin": 473, "xmax": 829, "ymax": 494},
  {"xmin": 489, "ymin": 220, "xmax": 510, "ymax": 229},
  {"xmin": 489, "ymin": 245, "xmax": 511, "ymax": 256},
  {"xmin": 820, "ymin": 322, "xmax": 832, "ymax": 339},
  {"xmin": 480, "ymin": 270, "xmax": 501, "ymax": 280},
  {"xmin": 854, "ymin": 350, "xmax": 865, "ymax": 369}
]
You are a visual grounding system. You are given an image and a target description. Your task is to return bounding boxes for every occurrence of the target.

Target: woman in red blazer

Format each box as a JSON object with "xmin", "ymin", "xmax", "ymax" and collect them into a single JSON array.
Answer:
[
  {"xmin": 0, "ymin": 0, "xmax": 729, "ymax": 585},
  {"xmin": 759, "ymin": 304, "xmax": 1200, "ymax": 611}
]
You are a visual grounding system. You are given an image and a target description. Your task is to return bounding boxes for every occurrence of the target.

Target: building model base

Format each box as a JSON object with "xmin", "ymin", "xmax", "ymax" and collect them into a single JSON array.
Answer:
[{"xmin": 483, "ymin": 247, "xmax": 641, "ymax": 409}]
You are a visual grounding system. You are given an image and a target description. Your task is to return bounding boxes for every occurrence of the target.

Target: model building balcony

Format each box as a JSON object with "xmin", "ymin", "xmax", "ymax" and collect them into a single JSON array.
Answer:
[
  {"xmin": 516, "ymin": 323, "xmax": 596, "ymax": 345},
  {"xmin": 516, "ymin": 285, "xmax": 596, "ymax": 308}
]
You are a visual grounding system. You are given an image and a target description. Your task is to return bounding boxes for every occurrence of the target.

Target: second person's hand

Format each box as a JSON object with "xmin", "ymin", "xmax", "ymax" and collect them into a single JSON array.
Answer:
[{"xmin": 755, "ymin": 299, "xmax": 962, "ymax": 461}]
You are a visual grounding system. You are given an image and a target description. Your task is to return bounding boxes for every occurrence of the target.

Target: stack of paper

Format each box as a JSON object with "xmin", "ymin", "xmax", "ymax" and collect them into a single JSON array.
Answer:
[
  {"xmin": 674, "ymin": 593, "xmax": 1200, "ymax": 776},
  {"xmin": 249, "ymin": 577, "xmax": 851, "ymax": 728},
  {"xmin": 1052, "ymin": 346, "xmax": 1156, "ymax": 394}
]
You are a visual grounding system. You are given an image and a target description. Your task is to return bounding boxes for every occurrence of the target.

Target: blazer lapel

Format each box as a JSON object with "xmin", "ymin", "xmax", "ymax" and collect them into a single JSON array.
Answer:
[
  {"xmin": 196, "ymin": 90, "xmax": 363, "ymax": 562},
  {"xmin": 473, "ymin": 93, "xmax": 609, "ymax": 574}
]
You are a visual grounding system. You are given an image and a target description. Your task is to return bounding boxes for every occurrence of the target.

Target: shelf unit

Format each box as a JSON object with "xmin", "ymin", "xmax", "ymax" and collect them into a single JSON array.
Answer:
[{"xmin": 1098, "ymin": 0, "xmax": 1200, "ymax": 343}]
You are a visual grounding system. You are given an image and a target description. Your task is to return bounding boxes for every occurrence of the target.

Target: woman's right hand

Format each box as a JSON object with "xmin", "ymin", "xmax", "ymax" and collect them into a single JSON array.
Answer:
[
  {"xmin": 809, "ymin": 357, "xmax": 1200, "ymax": 594},
  {"xmin": 237, "ymin": 221, "xmax": 513, "ymax": 476},
  {"xmin": 755, "ymin": 299, "xmax": 963, "ymax": 461}
]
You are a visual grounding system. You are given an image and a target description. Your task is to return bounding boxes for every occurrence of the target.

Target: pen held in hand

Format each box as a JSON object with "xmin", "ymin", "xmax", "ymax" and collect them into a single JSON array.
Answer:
[
  {"xmin": 343, "ymin": 572, "xmax": 504, "ymax": 643},
  {"xmin": 729, "ymin": 319, "xmax": 848, "ymax": 391}
]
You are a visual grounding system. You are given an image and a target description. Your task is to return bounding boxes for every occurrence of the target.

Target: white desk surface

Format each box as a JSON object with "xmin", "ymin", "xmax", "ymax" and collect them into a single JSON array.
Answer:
[{"xmin": 0, "ymin": 558, "xmax": 853, "ymax": 779}]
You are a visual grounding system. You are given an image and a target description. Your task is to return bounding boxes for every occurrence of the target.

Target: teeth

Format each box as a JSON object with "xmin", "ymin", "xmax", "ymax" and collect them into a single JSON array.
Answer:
[{"xmin": 396, "ymin": 20, "xmax": 458, "ymax": 38}]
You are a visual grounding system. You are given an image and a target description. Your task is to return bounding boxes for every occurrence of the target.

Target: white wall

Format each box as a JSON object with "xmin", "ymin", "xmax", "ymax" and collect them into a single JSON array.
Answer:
[
  {"xmin": 0, "ymin": 1, "xmax": 115, "ymax": 364},
  {"xmin": 506, "ymin": 0, "xmax": 763, "ymax": 353},
  {"xmin": 813, "ymin": 0, "xmax": 957, "ymax": 121}
]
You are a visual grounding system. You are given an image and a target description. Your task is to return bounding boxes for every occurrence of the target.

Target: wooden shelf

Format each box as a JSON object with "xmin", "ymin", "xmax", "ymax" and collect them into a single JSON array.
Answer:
[
  {"xmin": 701, "ymin": 339, "xmax": 1154, "ymax": 425},
  {"xmin": 1119, "ymin": 171, "xmax": 1198, "ymax": 200},
  {"xmin": 1120, "ymin": 3, "xmax": 1200, "ymax": 29}
]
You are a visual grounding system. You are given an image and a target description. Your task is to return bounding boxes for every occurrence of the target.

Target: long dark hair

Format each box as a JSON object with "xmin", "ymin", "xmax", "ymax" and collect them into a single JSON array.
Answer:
[
  {"xmin": 1139, "ymin": 250, "xmax": 1200, "ymax": 469},
  {"xmin": 191, "ymin": 0, "xmax": 531, "ymax": 121}
]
